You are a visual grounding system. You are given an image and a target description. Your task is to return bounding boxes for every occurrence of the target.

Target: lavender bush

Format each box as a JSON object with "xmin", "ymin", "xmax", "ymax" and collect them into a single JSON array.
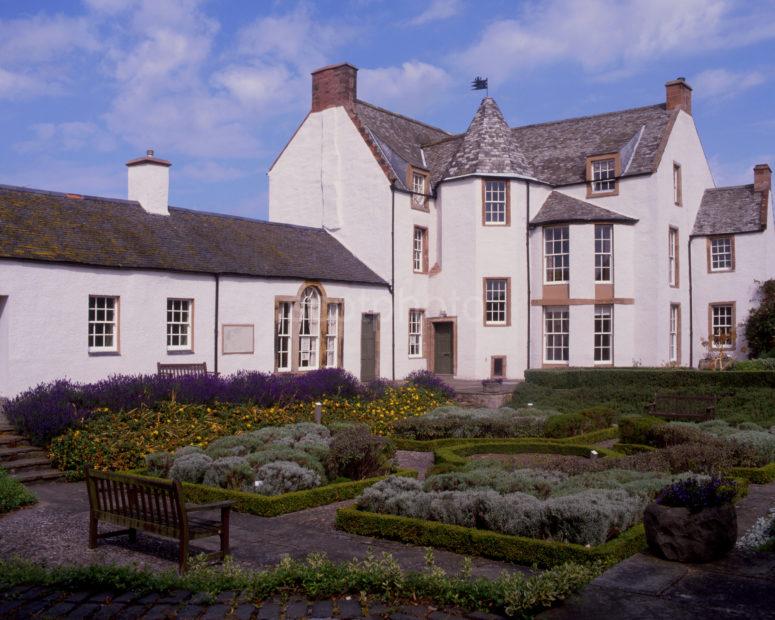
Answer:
[
  {"xmin": 6, "ymin": 368, "xmax": 361, "ymax": 445},
  {"xmin": 656, "ymin": 476, "xmax": 736, "ymax": 513},
  {"xmin": 404, "ymin": 371, "xmax": 455, "ymax": 399}
]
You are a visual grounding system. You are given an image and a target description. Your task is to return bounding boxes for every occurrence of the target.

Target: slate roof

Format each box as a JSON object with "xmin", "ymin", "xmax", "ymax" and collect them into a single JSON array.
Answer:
[
  {"xmin": 443, "ymin": 98, "xmax": 532, "ymax": 179},
  {"xmin": 353, "ymin": 100, "xmax": 449, "ymax": 189},
  {"xmin": 353, "ymin": 97, "xmax": 676, "ymax": 190},
  {"xmin": 530, "ymin": 191, "xmax": 638, "ymax": 227},
  {"xmin": 692, "ymin": 185, "xmax": 767, "ymax": 235},
  {"xmin": 0, "ymin": 185, "xmax": 387, "ymax": 285}
]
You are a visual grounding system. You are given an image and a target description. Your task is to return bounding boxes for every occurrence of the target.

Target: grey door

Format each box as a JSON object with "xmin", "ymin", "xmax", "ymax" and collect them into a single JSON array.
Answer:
[
  {"xmin": 433, "ymin": 322, "xmax": 453, "ymax": 375},
  {"xmin": 360, "ymin": 313, "xmax": 378, "ymax": 382}
]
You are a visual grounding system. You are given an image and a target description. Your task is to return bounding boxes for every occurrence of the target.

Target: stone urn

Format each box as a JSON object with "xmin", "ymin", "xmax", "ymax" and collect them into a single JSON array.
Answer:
[{"xmin": 643, "ymin": 501, "xmax": 737, "ymax": 563}]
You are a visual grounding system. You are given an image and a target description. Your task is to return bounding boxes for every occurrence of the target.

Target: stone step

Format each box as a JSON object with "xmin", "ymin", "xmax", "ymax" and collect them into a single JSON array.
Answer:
[
  {"xmin": 0, "ymin": 424, "xmax": 14, "ymax": 433},
  {"xmin": 0, "ymin": 434, "xmax": 24, "ymax": 447},
  {"xmin": 10, "ymin": 468, "xmax": 63, "ymax": 484},
  {"xmin": 0, "ymin": 445, "xmax": 45, "ymax": 460},
  {"xmin": 2, "ymin": 457, "xmax": 53, "ymax": 473}
]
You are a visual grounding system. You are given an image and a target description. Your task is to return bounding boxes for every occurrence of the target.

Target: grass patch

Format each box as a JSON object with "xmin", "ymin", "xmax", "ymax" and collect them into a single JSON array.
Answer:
[
  {"xmin": 433, "ymin": 440, "xmax": 622, "ymax": 467},
  {"xmin": 0, "ymin": 468, "xmax": 36, "ymax": 514},
  {"xmin": 126, "ymin": 469, "xmax": 417, "ymax": 517},
  {"xmin": 512, "ymin": 369, "xmax": 775, "ymax": 426},
  {"xmin": 336, "ymin": 507, "xmax": 645, "ymax": 569},
  {"xmin": 0, "ymin": 554, "xmax": 602, "ymax": 618}
]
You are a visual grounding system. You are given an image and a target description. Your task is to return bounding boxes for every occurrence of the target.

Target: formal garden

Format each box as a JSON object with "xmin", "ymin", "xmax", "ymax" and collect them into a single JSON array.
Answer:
[{"xmin": 2, "ymin": 364, "xmax": 775, "ymax": 617}]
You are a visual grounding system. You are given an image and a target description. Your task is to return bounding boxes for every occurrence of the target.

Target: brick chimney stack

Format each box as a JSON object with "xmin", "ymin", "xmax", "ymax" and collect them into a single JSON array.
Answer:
[
  {"xmin": 665, "ymin": 77, "xmax": 692, "ymax": 115},
  {"xmin": 311, "ymin": 63, "xmax": 357, "ymax": 113},
  {"xmin": 754, "ymin": 163, "xmax": 772, "ymax": 193}
]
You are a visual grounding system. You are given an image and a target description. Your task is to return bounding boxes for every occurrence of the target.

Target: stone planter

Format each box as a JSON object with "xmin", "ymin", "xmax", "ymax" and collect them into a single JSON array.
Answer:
[{"xmin": 643, "ymin": 501, "xmax": 737, "ymax": 563}]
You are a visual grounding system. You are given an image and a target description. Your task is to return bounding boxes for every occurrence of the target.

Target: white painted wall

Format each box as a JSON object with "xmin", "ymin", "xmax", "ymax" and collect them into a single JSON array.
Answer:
[
  {"xmin": 128, "ymin": 163, "xmax": 170, "ymax": 216},
  {"xmin": 0, "ymin": 260, "xmax": 391, "ymax": 397}
]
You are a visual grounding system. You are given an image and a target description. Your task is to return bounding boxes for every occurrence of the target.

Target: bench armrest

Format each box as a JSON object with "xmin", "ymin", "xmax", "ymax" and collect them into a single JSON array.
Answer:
[{"xmin": 185, "ymin": 500, "xmax": 233, "ymax": 513}]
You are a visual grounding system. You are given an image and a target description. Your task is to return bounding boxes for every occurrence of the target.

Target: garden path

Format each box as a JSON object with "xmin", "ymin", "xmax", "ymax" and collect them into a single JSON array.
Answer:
[
  {"xmin": 0, "ymin": 480, "xmax": 525, "ymax": 580},
  {"xmin": 540, "ymin": 481, "xmax": 775, "ymax": 619}
]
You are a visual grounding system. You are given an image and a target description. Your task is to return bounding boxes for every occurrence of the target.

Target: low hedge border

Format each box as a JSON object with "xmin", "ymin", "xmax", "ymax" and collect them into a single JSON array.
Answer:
[
  {"xmin": 433, "ymin": 440, "xmax": 622, "ymax": 467},
  {"xmin": 335, "ymin": 507, "xmax": 645, "ymax": 569},
  {"xmin": 612, "ymin": 443, "xmax": 657, "ymax": 455},
  {"xmin": 524, "ymin": 368, "xmax": 775, "ymax": 389},
  {"xmin": 124, "ymin": 468, "xmax": 417, "ymax": 517},
  {"xmin": 391, "ymin": 426, "xmax": 618, "ymax": 452},
  {"xmin": 727, "ymin": 462, "xmax": 775, "ymax": 484}
]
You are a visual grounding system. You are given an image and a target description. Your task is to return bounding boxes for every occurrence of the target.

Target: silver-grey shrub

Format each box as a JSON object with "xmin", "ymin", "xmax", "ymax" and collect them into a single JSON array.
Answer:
[
  {"xmin": 202, "ymin": 456, "xmax": 254, "ymax": 491},
  {"xmin": 392, "ymin": 406, "xmax": 560, "ymax": 440},
  {"xmin": 145, "ymin": 451, "xmax": 173, "ymax": 477},
  {"xmin": 254, "ymin": 461, "xmax": 321, "ymax": 496},
  {"xmin": 552, "ymin": 469, "xmax": 674, "ymax": 498},
  {"xmin": 174, "ymin": 445, "xmax": 204, "ymax": 458},
  {"xmin": 247, "ymin": 446, "xmax": 326, "ymax": 480},
  {"xmin": 169, "ymin": 453, "xmax": 213, "ymax": 484},
  {"xmin": 424, "ymin": 468, "xmax": 567, "ymax": 498}
]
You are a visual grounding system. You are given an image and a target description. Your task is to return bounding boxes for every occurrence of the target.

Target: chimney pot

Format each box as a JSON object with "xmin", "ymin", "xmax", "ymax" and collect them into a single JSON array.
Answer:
[
  {"xmin": 147, "ymin": 148, "xmax": 154, "ymax": 157},
  {"xmin": 754, "ymin": 163, "xmax": 772, "ymax": 193},
  {"xmin": 665, "ymin": 77, "xmax": 693, "ymax": 115},
  {"xmin": 311, "ymin": 62, "xmax": 358, "ymax": 113}
]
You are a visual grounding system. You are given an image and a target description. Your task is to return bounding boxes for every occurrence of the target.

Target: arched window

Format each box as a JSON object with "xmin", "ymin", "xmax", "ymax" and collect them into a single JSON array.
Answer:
[{"xmin": 298, "ymin": 286, "xmax": 320, "ymax": 369}]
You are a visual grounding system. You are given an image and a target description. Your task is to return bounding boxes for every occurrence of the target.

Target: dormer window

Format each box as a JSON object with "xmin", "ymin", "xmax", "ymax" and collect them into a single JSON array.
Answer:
[
  {"xmin": 408, "ymin": 166, "xmax": 429, "ymax": 210},
  {"xmin": 586, "ymin": 154, "xmax": 620, "ymax": 197}
]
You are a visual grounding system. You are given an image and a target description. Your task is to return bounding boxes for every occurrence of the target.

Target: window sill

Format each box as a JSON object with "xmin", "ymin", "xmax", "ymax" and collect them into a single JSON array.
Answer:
[
  {"xmin": 483, "ymin": 222, "xmax": 509, "ymax": 227},
  {"xmin": 587, "ymin": 188, "xmax": 618, "ymax": 198},
  {"xmin": 167, "ymin": 349, "xmax": 194, "ymax": 355},
  {"xmin": 484, "ymin": 322, "xmax": 510, "ymax": 328},
  {"xmin": 89, "ymin": 350, "xmax": 120, "ymax": 356},
  {"xmin": 408, "ymin": 354, "xmax": 423, "ymax": 359},
  {"xmin": 709, "ymin": 268, "xmax": 734, "ymax": 274}
]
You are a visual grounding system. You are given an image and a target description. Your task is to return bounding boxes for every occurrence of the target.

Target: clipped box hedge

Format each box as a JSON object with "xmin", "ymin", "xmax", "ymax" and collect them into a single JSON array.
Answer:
[
  {"xmin": 524, "ymin": 368, "xmax": 775, "ymax": 390},
  {"xmin": 335, "ymin": 507, "xmax": 645, "ymax": 568},
  {"xmin": 125, "ymin": 469, "xmax": 417, "ymax": 517},
  {"xmin": 433, "ymin": 440, "xmax": 622, "ymax": 467},
  {"xmin": 728, "ymin": 462, "xmax": 775, "ymax": 484}
]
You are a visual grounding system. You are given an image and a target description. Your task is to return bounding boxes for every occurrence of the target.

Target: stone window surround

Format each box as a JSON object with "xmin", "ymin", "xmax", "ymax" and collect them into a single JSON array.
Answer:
[{"xmin": 586, "ymin": 153, "xmax": 621, "ymax": 198}]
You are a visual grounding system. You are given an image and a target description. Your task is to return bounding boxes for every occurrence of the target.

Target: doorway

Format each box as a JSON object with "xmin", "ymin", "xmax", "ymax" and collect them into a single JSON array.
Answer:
[
  {"xmin": 360, "ymin": 313, "xmax": 379, "ymax": 382},
  {"xmin": 433, "ymin": 321, "xmax": 454, "ymax": 375}
]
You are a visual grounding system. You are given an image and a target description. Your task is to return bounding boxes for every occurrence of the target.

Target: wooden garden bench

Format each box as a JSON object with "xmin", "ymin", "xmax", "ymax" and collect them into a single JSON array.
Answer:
[
  {"xmin": 157, "ymin": 362, "xmax": 216, "ymax": 378},
  {"xmin": 84, "ymin": 468, "xmax": 232, "ymax": 573},
  {"xmin": 645, "ymin": 394, "xmax": 717, "ymax": 422}
]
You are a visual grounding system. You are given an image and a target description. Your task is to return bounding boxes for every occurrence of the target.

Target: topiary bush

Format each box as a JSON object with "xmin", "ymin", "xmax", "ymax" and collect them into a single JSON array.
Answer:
[
  {"xmin": 326, "ymin": 425, "xmax": 395, "ymax": 480},
  {"xmin": 254, "ymin": 461, "xmax": 321, "ymax": 495},
  {"xmin": 618, "ymin": 416, "xmax": 665, "ymax": 445},
  {"xmin": 169, "ymin": 453, "xmax": 213, "ymax": 484},
  {"xmin": 202, "ymin": 457, "xmax": 254, "ymax": 491},
  {"xmin": 543, "ymin": 413, "xmax": 589, "ymax": 439}
]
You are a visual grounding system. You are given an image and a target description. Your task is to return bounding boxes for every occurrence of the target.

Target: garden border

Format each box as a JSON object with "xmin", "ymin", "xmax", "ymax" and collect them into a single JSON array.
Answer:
[
  {"xmin": 335, "ymin": 507, "xmax": 645, "ymax": 568},
  {"xmin": 124, "ymin": 468, "xmax": 417, "ymax": 517},
  {"xmin": 727, "ymin": 462, "xmax": 775, "ymax": 484},
  {"xmin": 432, "ymin": 440, "xmax": 622, "ymax": 467}
]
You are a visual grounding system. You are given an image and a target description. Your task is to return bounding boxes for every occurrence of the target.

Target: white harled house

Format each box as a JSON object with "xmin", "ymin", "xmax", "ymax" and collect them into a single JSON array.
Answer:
[{"xmin": 0, "ymin": 63, "xmax": 773, "ymax": 396}]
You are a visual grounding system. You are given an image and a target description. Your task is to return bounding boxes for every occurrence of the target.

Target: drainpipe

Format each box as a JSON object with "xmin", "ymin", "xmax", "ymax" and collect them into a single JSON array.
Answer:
[
  {"xmin": 391, "ymin": 184, "xmax": 396, "ymax": 381},
  {"xmin": 214, "ymin": 274, "xmax": 220, "ymax": 374},
  {"xmin": 688, "ymin": 238, "xmax": 694, "ymax": 368},
  {"xmin": 525, "ymin": 181, "xmax": 531, "ymax": 370}
]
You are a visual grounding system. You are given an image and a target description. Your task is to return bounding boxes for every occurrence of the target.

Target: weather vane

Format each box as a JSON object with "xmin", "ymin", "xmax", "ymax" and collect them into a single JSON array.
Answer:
[{"xmin": 471, "ymin": 76, "xmax": 488, "ymax": 96}]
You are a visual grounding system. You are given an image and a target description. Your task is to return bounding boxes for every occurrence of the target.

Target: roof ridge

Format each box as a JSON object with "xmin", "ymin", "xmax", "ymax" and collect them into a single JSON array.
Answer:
[
  {"xmin": 170, "ymin": 206, "xmax": 327, "ymax": 232},
  {"xmin": 355, "ymin": 99, "xmax": 451, "ymax": 135},
  {"xmin": 512, "ymin": 103, "xmax": 667, "ymax": 131},
  {"xmin": 706, "ymin": 183, "xmax": 755, "ymax": 191},
  {"xmin": 0, "ymin": 183, "xmax": 137, "ymax": 206}
]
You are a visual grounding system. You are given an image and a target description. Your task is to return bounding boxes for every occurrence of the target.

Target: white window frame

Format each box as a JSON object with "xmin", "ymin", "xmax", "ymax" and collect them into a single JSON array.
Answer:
[
  {"xmin": 408, "ymin": 309, "xmax": 423, "ymax": 357},
  {"xmin": 544, "ymin": 226, "xmax": 570, "ymax": 283},
  {"xmin": 594, "ymin": 305, "xmax": 613, "ymax": 364},
  {"xmin": 484, "ymin": 179, "xmax": 507, "ymax": 225},
  {"xmin": 591, "ymin": 158, "xmax": 616, "ymax": 193},
  {"xmin": 669, "ymin": 304, "xmax": 679, "ymax": 363},
  {"xmin": 710, "ymin": 237, "xmax": 733, "ymax": 272},
  {"xmin": 412, "ymin": 171, "xmax": 428, "ymax": 208},
  {"xmin": 544, "ymin": 306, "xmax": 569, "ymax": 363},
  {"xmin": 413, "ymin": 226, "xmax": 425, "ymax": 273},
  {"xmin": 325, "ymin": 303, "xmax": 340, "ymax": 368},
  {"xmin": 276, "ymin": 301, "xmax": 292, "ymax": 371},
  {"xmin": 594, "ymin": 224, "xmax": 613, "ymax": 283},
  {"xmin": 668, "ymin": 228, "xmax": 678, "ymax": 286},
  {"xmin": 484, "ymin": 278, "xmax": 508, "ymax": 325},
  {"xmin": 88, "ymin": 295, "xmax": 119, "ymax": 353},
  {"xmin": 298, "ymin": 287, "xmax": 320, "ymax": 370},
  {"xmin": 711, "ymin": 304, "xmax": 734, "ymax": 350},
  {"xmin": 673, "ymin": 163, "xmax": 682, "ymax": 206},
  {"xmin": 166, "ymin": 298, "xmax": 193, "ymax": 352}
]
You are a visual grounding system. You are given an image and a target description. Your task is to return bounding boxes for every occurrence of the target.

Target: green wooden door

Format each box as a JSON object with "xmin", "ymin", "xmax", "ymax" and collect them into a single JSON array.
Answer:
[
  {"xmin": 433, "ymin": 322, "xmax": 453, "ymax": 375},
  {"xmin": 360, "ymin": 313, "xmax": 378, "ymax": 382}
]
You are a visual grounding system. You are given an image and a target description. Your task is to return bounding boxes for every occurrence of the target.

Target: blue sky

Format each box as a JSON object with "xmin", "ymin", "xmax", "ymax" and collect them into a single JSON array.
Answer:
[{"xmin": 1, "ymin": 0, "xmax": 773, "ymax": 220}]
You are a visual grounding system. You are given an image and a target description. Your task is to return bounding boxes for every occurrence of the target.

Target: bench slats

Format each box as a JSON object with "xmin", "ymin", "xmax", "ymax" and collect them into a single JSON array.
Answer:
[{"xmin": 646, "ymin": 393, "xmax": 717, "ymax": 422}]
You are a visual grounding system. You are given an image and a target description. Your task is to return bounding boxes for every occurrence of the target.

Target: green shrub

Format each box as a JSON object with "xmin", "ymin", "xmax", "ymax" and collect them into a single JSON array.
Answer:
[
  {"xmin": 647, "ymin": 423, "xmax": 710, "ymax": 447},
  {"xmin": 734, "ymin": 358, "xmax": 775, "ymax": 371},
  {"xmin": 202, "ymin": 457, "xmax": 254, "ymax": 491},
  {"xmin": 618, "ymin": 416, "xmax": 665, "ymax": 445},
  {"xmin": 254, "ymin": 461, "xmax": 321, "ymax": 495},
  {"xmin": 326, "ymin": 425, "xmax": 395, "ymax": 480},
  {"xmin": 169, "ymin": 453, "xmax": 212, "ymax": 484},
  {"xmin": 579, "ymin": 406, "xmax": 616, "ymax": 427},
  {"xmin": 543, "ymin": 413, "xmax": 589, "ymax": 439},
  {"xmin": 0, "ymin": 468, "xmax": 36, "ymax": 514}
]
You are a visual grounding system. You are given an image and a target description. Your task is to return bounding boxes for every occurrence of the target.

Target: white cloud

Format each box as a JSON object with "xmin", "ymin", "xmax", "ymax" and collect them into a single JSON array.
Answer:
[
  {"xmin": 407, "ymin": 0, "xmax": 462, "ymax": 27},
  {"xmin": 692, "ymin": 68, "xmax": 767, "ymax": 100},
  {"xmin": 0, "ymin": 68, "xmax": 52, "ymax": 100},
  {"xmin": 14, "ymin": 122, "xmax": 117, "ymax": 153},
  {"xmin": 360, "ymin": 61, "xmax": 453, "ymax": 115},
  {"xmin": 211, "ymin": 64, "xmax": 294, "ymax": 108},
  {"xmin": 455, "ymin": 0, "xmax": 775, "ymax": 83},
  {"xmin": 0, "ymin": 13, "xmax": 99, "ymax": 64}
]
